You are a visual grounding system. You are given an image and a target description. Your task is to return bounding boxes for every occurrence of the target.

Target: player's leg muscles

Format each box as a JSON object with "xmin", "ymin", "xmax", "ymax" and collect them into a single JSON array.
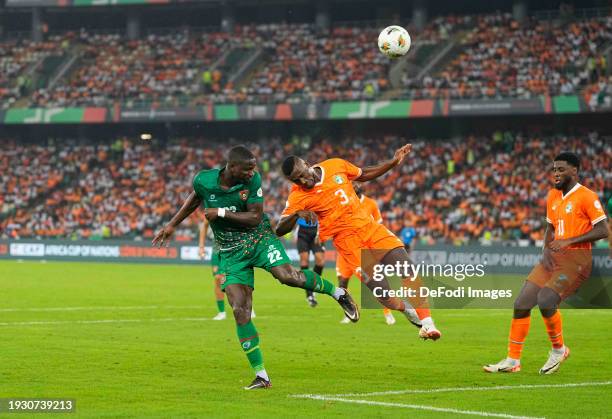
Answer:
[
  {"xmin": 270, "ymin": 264, "xmax": 336, "ymax": 296},
  {"xmin": 537, "ymin": 287, "xmax": 561, "ymax": 318},
  {"xmin": 514, "ymin": 281, "xmax": 540, "ymax": 318},
  {"xmin": 225, "ymin": 284, "xmax": 252, "ymax": 325},
  {"xmin": 538, "ymin": 287, "xmax": 565, "ymax": 353},
  {"xmin": 299, "ymin": 251, "xmax": 314, "ymax": 298},
  {"xmin": 337, "ymin": 275, "xmax": 349, "ymax": 289},
  {"xmin": 376, "ymin": 247, "xmax": 424, "ymax": 312},
  {"xmin": 504, "ymin": 281, "xmax": 540, "ymax": 361},
  {"xmin": 314, "ymin": 251, "xmax": 325, "ymax": 276},
  {"xmin": 299, "ymin": 251, "xmax": 309, "ymax": 270},
  {"xmin": 225, "ymin": 284, "xmax": 267, "ymax": 379}
]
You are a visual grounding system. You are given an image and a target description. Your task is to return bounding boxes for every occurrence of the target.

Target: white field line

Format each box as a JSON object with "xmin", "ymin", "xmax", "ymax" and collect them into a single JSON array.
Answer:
[
  {"xmin": 0, "ymin": 317, "xmax": 213, "ymax": 326},
  {"xmin": 0, "ymin": 316, "xmax": 270, "ymax": 326},
  {"xmin": 0, "ymin": 305, "xmax": 207, "ymax": 312},
  {"xmin": 295, "ymin": 381, "xmax": 612, "ymax": 398},
  {"xmin": 292, "ymin": 395, "xmax": 542, "ymax": 419}
]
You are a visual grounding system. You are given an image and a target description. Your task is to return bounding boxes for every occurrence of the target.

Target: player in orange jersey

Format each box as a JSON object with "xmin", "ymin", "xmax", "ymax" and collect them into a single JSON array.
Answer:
[
  {"xmin": 276, "ymin": 145, "xmax": 441, "ymax": 340},
  {"xmin": 337, "ymin": 183, "xmax": 396, "ymax": 326},
  {"xmin": 484, "ymin": 152, "xmax": 608, "ymax": 374}
]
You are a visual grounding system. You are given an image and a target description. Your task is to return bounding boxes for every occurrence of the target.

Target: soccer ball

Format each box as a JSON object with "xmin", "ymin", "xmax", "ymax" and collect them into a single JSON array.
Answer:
[{"xmin": 378, "ymin": 25, "xmax": 411, "ymax": 58}]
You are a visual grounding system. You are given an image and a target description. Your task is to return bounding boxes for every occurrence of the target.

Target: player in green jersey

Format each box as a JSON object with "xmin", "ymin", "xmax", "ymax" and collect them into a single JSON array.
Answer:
[
  {"xmin": 153, "ymin": 145, "xmax": 358, "ymax": 390},
  {"xmin": 199, "ymin": 216, "xmax": 256, "ymax": 320}
]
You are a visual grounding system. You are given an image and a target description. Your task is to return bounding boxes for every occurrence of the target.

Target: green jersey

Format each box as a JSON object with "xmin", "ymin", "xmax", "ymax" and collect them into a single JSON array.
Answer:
[
  {"xmin": 192, "ymin": 168, "xmax": 270, "ymax": 249},
  {"xmin": 608, "ymin": 196, "xmax": 612, "ymax": 215}
]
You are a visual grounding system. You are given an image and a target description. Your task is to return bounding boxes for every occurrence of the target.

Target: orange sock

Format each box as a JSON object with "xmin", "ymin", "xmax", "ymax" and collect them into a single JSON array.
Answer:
[
  {"xmin": 508, "ymin": 316, "xmax": 531, "ymax": 360},
  {"xmin": 383, "ymin": 308, "xmax": 391, "ymax": 315},
  {"xmin": 542, "ymin": 310, "xmax": 564, "ymax": 349},
  {"xmin": 415, "ymin": 308, "xmax": 431, "ymax": 320}
]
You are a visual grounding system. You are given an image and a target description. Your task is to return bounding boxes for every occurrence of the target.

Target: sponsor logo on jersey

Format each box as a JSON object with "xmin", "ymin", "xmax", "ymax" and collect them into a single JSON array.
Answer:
[
  {"xmin": 242, "ymin": 341, "xmax": 251, "ymax": 350},
  {"xmin": 257, "ymin": 187, "xmax": 263, "ymax": 197},
  {"xmin": 239, "ymin": 190, "xmax": 249, "ymax": 201},
  {"xmin": 334, "ymin": 175, "xmax": 343, "ymax": 184},
  {"xmin": 209, "ymin": 194, "xmax": 216, "ymax": 201},
  {"xmin": 594, "ymin": 200, "xmax": 602, "ymax": 210}
]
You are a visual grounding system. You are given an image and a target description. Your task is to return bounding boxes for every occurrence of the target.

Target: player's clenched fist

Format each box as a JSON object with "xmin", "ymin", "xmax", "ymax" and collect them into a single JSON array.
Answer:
[
  {"xmin": 152, "ymin": 225, "xmax": 175, "ymax": 247},
  {"xmin": 393, "ymin": 144, "xmax": 412, "ymax": 165}
]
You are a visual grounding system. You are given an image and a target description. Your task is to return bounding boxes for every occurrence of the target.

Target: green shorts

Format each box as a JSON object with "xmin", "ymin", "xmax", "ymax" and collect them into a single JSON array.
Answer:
[
  {"xmin": 218, "ymin": 235, "xmax": 291, "ymax": 291},
  {"xmin": 210, "ymin": 249, "xmax": 222, "ymax": 275}
]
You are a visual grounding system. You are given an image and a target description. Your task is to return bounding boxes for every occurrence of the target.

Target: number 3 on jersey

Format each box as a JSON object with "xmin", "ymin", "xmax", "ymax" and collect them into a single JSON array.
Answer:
[{"xmin": 335, "ymin": 189, "xmax": 349, "ymax": 205}]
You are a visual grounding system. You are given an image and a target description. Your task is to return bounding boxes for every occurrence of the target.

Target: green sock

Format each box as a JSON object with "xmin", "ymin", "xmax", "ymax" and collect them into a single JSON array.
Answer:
[
  {"xmin": 216, "ymin": 299, "xmax": 225, "ymax": 313},
  {"xmin": 302, "ymin": 269, "xmax": 336, "ymax": 296},
  {"xmin": 236, "ymin": 321, "xmax": 264, "ymax": 373}
]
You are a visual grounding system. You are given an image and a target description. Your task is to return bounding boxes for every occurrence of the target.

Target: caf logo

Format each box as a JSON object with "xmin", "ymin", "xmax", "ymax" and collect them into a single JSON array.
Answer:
[
  {"xmin": 239, "ymin": 190, "xmax": 249, "ymax": 201},
  {"xmin": 334, "ymin": 175, "xmax": 343, "ymax": 184},
  {"xmin": 242, "ymin": 341, "xmax": 251, "ymax": 350},
  {"xmin": 565, "ymin": 202, "xmax": 573, "ymax": 214},
  {"xmin": 209, "ymin": 194, "xmax": 216, "ymax": 201}
]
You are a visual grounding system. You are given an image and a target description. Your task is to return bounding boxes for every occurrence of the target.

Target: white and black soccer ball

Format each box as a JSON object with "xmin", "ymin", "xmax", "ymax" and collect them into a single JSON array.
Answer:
[{"xmin": 378, "ymin": 25, "xmax": 411, "ymax": 58}]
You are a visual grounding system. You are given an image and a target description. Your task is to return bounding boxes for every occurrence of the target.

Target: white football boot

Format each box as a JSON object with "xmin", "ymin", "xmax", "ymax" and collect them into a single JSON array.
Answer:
[
  {"xmin": 483, "ymin": 358, "xmax": 521, "ymax": 373},
  {"xmin": 539, "ymin": 346, "xmax": 570, "ymax": 375}
]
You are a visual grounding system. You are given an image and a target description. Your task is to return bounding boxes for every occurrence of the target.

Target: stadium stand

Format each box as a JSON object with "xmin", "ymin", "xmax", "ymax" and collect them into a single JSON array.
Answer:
[
  {"xmin": 0, "ymin": 13, "xmax": 605, "ymax": 106},
  {"xmin": 402, "ymin": 13, "xmax": 612, "ymax": 99},
  {"xmin": 1, "ymin": 133, "xmax": 609, "ymax": 245}
]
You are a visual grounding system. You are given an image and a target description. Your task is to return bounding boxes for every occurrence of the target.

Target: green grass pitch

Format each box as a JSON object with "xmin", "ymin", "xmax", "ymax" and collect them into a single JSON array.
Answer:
[{"xmin": 1, "ymin": 260, "xmax": 611, "ymax": 418}]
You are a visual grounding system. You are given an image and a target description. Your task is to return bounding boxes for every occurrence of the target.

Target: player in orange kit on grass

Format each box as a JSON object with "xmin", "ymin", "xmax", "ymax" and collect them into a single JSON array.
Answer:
[
  {"xmin": 484, "ymin": 152, "xmax": 608, "ymax": 374},
  {"xmin": 276, "ymin": 145, "xmax": 441, "ymax": 340},
  {"xmin": 337, "ymin": 182, "xmax": 396, "ymax": 326}
]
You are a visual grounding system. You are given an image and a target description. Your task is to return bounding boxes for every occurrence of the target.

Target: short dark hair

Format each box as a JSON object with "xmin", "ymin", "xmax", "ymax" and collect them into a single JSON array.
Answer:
[
  {"xmin": 282, "ymin": 155, "xmax": 298, "ymax": 176},
  {"xmin": 554, "ymin": 152, "xmax": 580, "ymax": 169},
  {"xmin": 228, "ymin": 145, "xmax": 255, "ymax": 163}
]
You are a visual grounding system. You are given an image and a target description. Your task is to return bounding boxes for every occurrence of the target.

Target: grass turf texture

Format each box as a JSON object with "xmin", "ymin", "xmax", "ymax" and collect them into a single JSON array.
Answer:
[{"xmin": 1, "ymin": 260, "xmax": 610, "ymax": 418}]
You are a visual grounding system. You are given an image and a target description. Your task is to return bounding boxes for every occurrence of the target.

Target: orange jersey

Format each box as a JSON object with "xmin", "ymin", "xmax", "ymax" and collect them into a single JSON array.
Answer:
[
  {"xmin": 282, "ymin": 158, "xmax": 372, "ymax": 241},
  {"xmin": 360, "ymin": 195, "xmax": 382, "ymax": 224},
  {"xmin": 546, "ymin": 183, "xmax": 606, "ymax": 250}
]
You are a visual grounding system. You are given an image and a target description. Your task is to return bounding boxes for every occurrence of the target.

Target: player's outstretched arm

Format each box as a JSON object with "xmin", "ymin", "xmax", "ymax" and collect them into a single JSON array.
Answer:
[
  {"xmin": 152, "ymin": 191, "xmax": 202, "ymax": 247},
  {"xmin": 205, "ymin": 202, "xmax": 263, "ymax": 228},
  {"xmin": 356, "ymin": 144, "xmax": 411, "ymax": 182},
  {"xmin": 275, "ymin": 210, "xmax": 316, "ymax": 237},
  {"xmin": 549, "ymin": 219, "xmax": 609, "ymax": 251}
]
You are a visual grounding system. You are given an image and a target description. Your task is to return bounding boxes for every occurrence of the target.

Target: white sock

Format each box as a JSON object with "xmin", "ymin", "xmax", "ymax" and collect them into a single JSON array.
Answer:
[
  {"xmin": 402, "ymin": 307, "xmax": 421, "ymax": 325},
  {"xmin": 256, "ymin": 369, "xmax": 269, "ymax": 381},
  {"xmin": 420, "ymin": 316, "xmax": 435, "ymax": 329},
  {"xmin": 507, "ymin": 357, "xmax": 520, "ymax": 365},
  {"xmin": 552, "ymin": 345, "xmax": 566, "ymax": 355},
  {"xmin": 332, "ymin": 287, "xmax": 346, "ymax": 300}
]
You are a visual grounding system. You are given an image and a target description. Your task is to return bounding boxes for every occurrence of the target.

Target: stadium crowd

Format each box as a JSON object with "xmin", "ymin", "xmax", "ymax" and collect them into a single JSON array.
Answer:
[
  {"xmin": 402, "ymin": 13, "xmax": 612, "ymax": 99},
  {"xmin": 1, "ymin": 35, "xmax": 71, "ymax": 109},
  {"xmin": 1, "ymin": 133, "xmax": 609, "ymax": 246},
  {"xmin": 0, "ymin": 12, "xmax": 607, "ymax": 107},
  {"xmin": 30, "ymin": 30, "xmax": 231, "ymax": 108}
]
